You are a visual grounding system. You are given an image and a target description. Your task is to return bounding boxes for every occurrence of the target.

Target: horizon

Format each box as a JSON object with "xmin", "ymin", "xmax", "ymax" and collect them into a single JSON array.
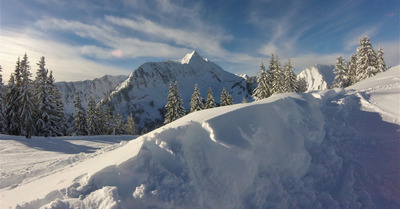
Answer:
[{"xmin": 1, "ymin": 0, "xmax": 399, "ymax": 82}]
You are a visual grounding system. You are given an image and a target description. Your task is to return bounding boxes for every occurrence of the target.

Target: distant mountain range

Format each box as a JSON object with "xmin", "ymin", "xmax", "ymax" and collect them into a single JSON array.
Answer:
[{"xmin": 55, "ymin": 52, "xmax": 336, "ymax": 131}]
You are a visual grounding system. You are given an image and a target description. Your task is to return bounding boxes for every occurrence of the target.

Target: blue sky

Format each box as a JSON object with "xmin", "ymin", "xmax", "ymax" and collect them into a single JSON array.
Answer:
[{"xmin": 1, "ymin": 0, "xmax": 399, "ymax": 82}]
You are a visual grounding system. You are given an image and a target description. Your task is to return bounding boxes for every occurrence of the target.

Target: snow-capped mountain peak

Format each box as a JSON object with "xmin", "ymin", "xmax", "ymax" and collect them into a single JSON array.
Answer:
[
  {"xmin": 101, "ymin": 51, "xmax": 250, "ymax": 131},
  {"xmin": 180, "ymin": 50, "xmax": 207, "ymax": 65},
  {"xmin": 297, "ymin": 64, "xmax": 335, "ymax": 91}
]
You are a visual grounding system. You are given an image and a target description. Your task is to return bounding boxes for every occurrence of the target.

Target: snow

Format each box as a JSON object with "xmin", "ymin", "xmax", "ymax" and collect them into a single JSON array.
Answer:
[
  {"xmin": 101, "ymin": 51, "xmax": 249, "ymax": 130},
  {"xmin": 56, "ymin": 75, "xmax": 128, "ymax": 114},
  {"xmin": 297, "ymin": 64, "xmax": 335, "ymax": 91},
  {"xmin": 1, "ymin": 66, "xmax": 399, "ymax": 208}
]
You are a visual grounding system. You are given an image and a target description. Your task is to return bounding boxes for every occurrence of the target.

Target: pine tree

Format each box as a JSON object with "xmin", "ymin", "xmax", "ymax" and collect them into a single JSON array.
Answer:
[
  {"xmin": 332, "ymin": 55, "xmax": 349, "ymax": 88},
  {"xmin": 242, "ymin": 97, "xmax": 247, "ymax": 103},
  {"xmin": 73, "ymin": 93, "xmax": 88, "ymax": 135},
  {"xmin": 204, "ymin": 87, "xmax": 216, "ymax": 109},
  {"xmin": 48, "ymin": 71, "xmax": 67, "ymax": 136},
  {"xmin": 283, "ymin": 58, "xmax": 297, "ymax": 92},
  {"xmin": 175, "ymin": 82, "xmax": 186, "ymax": 118},
  {"xmin": 271, "ymin": 55, "xmax": 285, "ymax": 94},
  {"xmin": 356, "ymin": 35, "xmax": 378, "ymax": 81},
  {"xmin": 5, "ymin": 58, "xmax": 22, "ymax": 135},
  {"xmin": 253, "ymin": 62, "xmax": 269, "ymax": 100},
  {"xmin": 376, "ymin": 46, "xmax": 387, "ymax": 74},
  {"xmin": 0, "ymin": 65, "xmax": 5, "ymax": 133},
  {"xmin": 33, "ymin": 56, "xmax": 51, "ymax": 136},
  {"xmin": 189, "ymin": 84, "xmax": 204, "ymax": 113},
  {"xmin": 18, "ymin": 54, "xmax": 35, "ymax": 138},
  {"xmin": 220, "ymin": 87, "xmax": 233, "ymax": 106},
  {"xmin": 114, "ymin": 113, "xmax": 126, "ymax": 135},
  {"xmin": 347, "ymin": 54, "xmax": 357, "ymax": 86},
  {"xmin": 103, "ymin": 106, "xmax": 113, "ymax": 134},
  {"xmin": 125, "ymin": 113, "xmax": 136, "ymax": 135},
  {"xmin": 164, "ymin": 82, "xmax": 185, "ymax": 124},
  {"xmin": 5, "ymin": 75, "xmax": 19, "ymax": 135},
  {"xmin": 95, "ymin": 106, "xmax": 105, "ymax": 135},
  {"xmin": 296, "ymin": 78, "xmax": 308, "ymax": 93},
  {"xmin": 266, "ymin": 54, "xmax": 275, "ymax": 95},
  {"xmin": 87, "ymin": 97, "xmax": 100, "ymax": 135}
]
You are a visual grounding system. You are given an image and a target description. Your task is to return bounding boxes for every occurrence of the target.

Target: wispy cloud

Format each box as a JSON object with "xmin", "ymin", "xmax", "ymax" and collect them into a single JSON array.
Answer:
[{"xmin": 0, "ymin": 30, "xmax": 128, "ymax": 82}]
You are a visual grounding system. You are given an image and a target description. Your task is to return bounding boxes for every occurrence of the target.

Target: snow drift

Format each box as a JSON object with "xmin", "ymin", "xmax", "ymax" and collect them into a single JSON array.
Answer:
[{"xmin": 1, "ymin": 67, "xmax": 399, "ymax": 208}]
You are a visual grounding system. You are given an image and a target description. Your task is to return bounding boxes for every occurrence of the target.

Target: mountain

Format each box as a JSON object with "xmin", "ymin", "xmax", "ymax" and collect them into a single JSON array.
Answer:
[
  {"xmin": 1, "ymin": 66, "xmax": 398, "ymax": 209},
  {"xmin": 297, "ymin": 64, "xmax": 335, "ymax": 91},
  {"xmin": 101, "ymin": 51, "xmax": 250, "ymax": 130},
  {"xmin": 56, "ymin": 75, "xmax": 128, "ymax": 114}
]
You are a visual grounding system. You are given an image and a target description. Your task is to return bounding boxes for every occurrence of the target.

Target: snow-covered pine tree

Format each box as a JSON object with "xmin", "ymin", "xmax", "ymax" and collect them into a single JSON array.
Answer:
[
  {"xmin": 95, "ymin": 105, "xmax": 105, "ymax": 135},
  {"xmin": 267, "ymin": 54, "xmax": 276, "ymax": 95},
  {"xmin": 125, "ymin": 112, "xmax": 136, "ymax": 135},
  {"xmin": 332, "ymin": 55, "xmax": 349, "ymax": 88},
  {"xmin": 87, "ymin": 97, "xmax": 100, "ymax": 135},
  {"xmin": 376, "ymin": 46, "xmax": 387, "ymax": 74},
  {"xmin": 5, "ymin": 75, "xmax": 19, "ymax": 135},
  {"xmin": 73, "ymin": 93, "xmax": 88, "ymax": 135},
  {"xmin": 204, "ymin": 87, "xmax": 216, "ymax": 109},
  {"xmin": 283, "ymin": 58, "xmax": 297, "ymax": 92},
  {"xmin": 347, "ymin": 54, "xmax": 357, "ymax": 86},
  {"xmin": 227, "ymin": 93, "xmax": 233, "ymax": 105},
  {"xmin": 356, "ymin": 35, "xmax": 378, "ymax": 81},
  {"xmin": 18, "ymin": 54, "xmax": 35, "ymax": 138},
  {"xmin": 189, "ymin": 84, "xmax": 204, "ymax": 113},
  {"xmin": 253, "ymin": 62, "xmax": 269, "ymax": 100},
  {"xmin": 296, "ymin": 77, "xmax": 308, "ymax": 93},
  {"xmin": 164, "ymin": 82, "xmax": 177, "ymax": 124},
  {"xmin": 175, "ymin": 82, "xmax": 186, "ymax": 118},
  {"xmin": 103, "ymin": 106, "xmax": 113, "ymax": 134},
  {"xmin": 220, "ymin": 87, "xmax": 233, "ymax": 106},
  {"xmin": 242, "ymin": 97, "xmax": 247, "ymax": 103},
  {"xmin": 48, "ymin": 71, "xmax": 67, "ymax": 136},
  {"xmin": 33, "ymin": 56, "xmax": 51, "ymax": 137},
  {"xmin": 114, "ymin": 113, "xmax": 126, "ymax": 135},
  {"xmin": 5, "ymin": 58, "xmax": 22, "ymax": 135},
  {"xmin": 0, "ymin": 65, "xmax": 5, "ymax": 133},
  {"xmin": 164, "ymin": 82, "xmax": 185, "ymax": 124},
  {"xmin": 271, "ymin": 55, "xmax": 285, "ymax": 94}
]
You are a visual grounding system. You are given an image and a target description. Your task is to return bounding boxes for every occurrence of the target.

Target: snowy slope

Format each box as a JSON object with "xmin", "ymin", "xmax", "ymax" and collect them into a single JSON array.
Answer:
[
  {"xmin": 297, "ymin": 64, "xmax": 335, "ymax": 91},
  {"xmin": 56, "ymin": 75, "xmax": 128, "ymax": 114},
  {"xmin": 101, "ymin": 51, "xmax": 250, "ymax": 130},
  {"xmin": 0, "ymin": 135, "xmax": 136, "ymax": 192},
  {"xmin": 1, "ymin": 67, "xmax": 399, "ymax": 208}
]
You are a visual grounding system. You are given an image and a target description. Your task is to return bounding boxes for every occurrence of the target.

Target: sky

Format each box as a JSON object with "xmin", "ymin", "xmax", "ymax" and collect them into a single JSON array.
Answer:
[{"xmin": 0, "ymin": 0, "xmax": 399, "ymax": 82}]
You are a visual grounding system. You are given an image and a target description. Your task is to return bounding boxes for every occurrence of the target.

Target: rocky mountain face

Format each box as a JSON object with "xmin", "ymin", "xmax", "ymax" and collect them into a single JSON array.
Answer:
[
  {"xmin": 100, "ymin": 51, "xmax": 251, "ymax": 131},
  {"xmin": 56, "ymin": 75, "xmax": 128, "ymax": 114},
  {"xmin": 297, "ymin": 64, "xmax": 335, "ymax": 91}
]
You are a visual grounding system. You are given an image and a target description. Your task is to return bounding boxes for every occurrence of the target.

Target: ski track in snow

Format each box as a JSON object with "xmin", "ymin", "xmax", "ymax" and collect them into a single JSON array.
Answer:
[{"xmin": 0, "ymin": 67, "xmax": 399, "ymax": 208}]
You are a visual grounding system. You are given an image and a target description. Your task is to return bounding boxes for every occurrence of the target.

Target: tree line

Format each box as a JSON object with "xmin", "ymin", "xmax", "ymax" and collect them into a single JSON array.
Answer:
[
  {"xmin": 164, "ymin": 82, "xmax": 234, "ymax": 124},
  {"xmin": 332, "ymin": 35, "xmax": 387, "ymax": 88},
  {"xmin": 0, "ymin": 54, "xmax": 136, "ymax": 138},
  {"xmin": 72, "ymin": 95, "xmax": 136, "ymax": 136}
]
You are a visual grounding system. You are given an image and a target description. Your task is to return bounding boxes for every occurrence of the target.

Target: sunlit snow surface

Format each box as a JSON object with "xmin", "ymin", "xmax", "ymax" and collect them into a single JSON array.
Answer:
[{"xmin": 1, "ymin": 67, "xmax": 399, "ymax": 208}]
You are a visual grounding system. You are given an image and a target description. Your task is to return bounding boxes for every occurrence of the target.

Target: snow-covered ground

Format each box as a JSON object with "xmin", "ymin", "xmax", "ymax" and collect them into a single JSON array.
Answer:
[
  {"xmin": 0, "ymin": 67, "xmax": 399, "ymax": 208},
  {"xmin": 0, "ymin": 135, "xmax": 136, "ymax": 197}
]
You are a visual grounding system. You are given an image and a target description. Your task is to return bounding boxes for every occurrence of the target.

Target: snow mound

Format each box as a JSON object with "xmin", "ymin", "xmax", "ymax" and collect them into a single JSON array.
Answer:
[
  {"xmin": 297, "ymin": 64, "xmax": 335, "ymax": 91},
  {"xmin": 1, "ymin": 67, "xmax": 399, "ymax": 208}
]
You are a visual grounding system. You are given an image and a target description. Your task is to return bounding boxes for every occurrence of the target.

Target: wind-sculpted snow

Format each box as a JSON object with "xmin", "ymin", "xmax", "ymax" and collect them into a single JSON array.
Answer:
[{"xmin": 1, "ymin": 67, "xmax": 399, "ymax": 208}]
